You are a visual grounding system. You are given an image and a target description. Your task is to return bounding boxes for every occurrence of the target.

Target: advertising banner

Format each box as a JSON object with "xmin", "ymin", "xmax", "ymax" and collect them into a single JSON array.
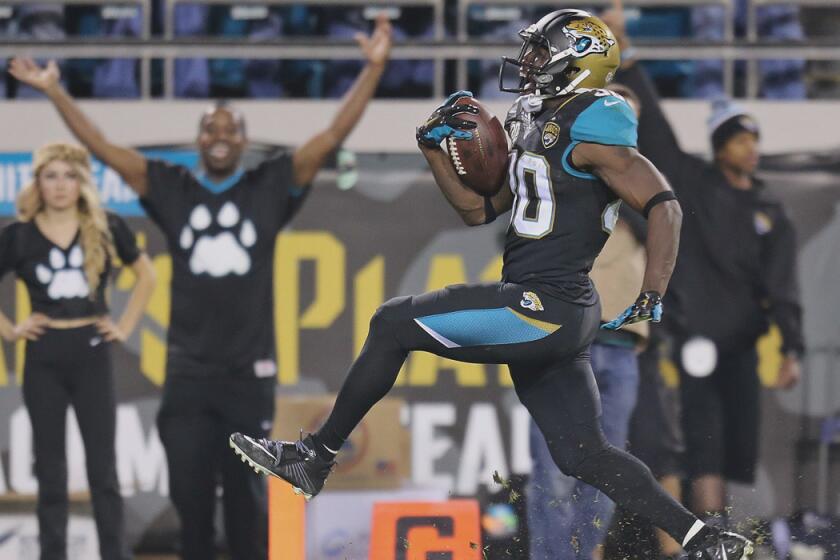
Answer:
[{"xmin": 0, "ymin": 146, "xmax": 838, "ymax": 556}]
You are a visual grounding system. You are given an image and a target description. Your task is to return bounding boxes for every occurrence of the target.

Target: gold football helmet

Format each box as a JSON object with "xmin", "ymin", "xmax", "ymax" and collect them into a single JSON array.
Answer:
[{"xmin": 499, "ymin": 9, "xmax": 620, "ymax": 98}]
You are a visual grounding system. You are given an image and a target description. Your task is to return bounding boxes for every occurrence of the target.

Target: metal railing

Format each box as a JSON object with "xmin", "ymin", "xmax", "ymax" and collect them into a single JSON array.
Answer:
[
  {"xmin": 5, "ymin": 38, "xmax": 839, "ymax": 59},
  {"xmin": 163, "ymin": 0, "xmax": 445, "ymax": 98},
  {"xmin": 0, "ymin": 0, "xmax": 839, "ymax": 99},
  {"xmin": 746, "ymin": 0, "xmax": 839, "ymax": 97},
  {"xmin": 457, "ymin": 0, "xmax": 735, "ymax": 95},
  {"xmin": 0, "ymin": 0, "xmax": 152, "ymax": 97}
]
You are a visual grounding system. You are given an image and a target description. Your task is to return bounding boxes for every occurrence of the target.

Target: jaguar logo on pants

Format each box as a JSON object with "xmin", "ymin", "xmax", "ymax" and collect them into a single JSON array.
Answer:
[{"xmin": 520, "ymin": 291, "xmax": 544, "ymax": 312}]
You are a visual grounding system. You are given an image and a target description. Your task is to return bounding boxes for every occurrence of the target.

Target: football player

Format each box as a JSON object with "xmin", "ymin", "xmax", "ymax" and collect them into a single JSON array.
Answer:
[{"xmin": 231, "ymin": 10, "xmax": 752, "ymax": 559}]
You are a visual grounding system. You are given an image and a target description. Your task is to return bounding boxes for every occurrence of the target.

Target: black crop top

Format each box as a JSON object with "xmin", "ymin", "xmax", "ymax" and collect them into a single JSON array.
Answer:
[{"xmin": 0, "ymin": 213, "xmax": 141, "ymax": 319}]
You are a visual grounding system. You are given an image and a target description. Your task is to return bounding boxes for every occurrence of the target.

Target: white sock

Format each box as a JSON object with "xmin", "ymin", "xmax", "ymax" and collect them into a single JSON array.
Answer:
[{"xmin": 682, "ymin": 520, "xmax": 707, "ymax": 548}]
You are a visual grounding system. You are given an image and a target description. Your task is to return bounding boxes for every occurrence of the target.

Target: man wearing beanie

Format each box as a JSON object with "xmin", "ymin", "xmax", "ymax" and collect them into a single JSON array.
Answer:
[{"xmin": 603, "ymin": 8, "xmax": 804, "ymax": 535}]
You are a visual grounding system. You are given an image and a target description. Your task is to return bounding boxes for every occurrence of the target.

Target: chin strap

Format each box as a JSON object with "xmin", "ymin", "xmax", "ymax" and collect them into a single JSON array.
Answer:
[{"xmin": 557, "ymin": 69, "xmax": 591, "ymax": 96}]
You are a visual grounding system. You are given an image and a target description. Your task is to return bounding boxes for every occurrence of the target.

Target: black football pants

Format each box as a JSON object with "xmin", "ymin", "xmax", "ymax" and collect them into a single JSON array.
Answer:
[
  {"xmin": 22, "ymin": 326, "xmax": 129, "ymax": 560},
  {"xmin": 317, "ymin": 282, "xmax": 699, "ymax": 543},
  {"xmin": 157, "ymin": 374, "xmax": 275, "ymax": 560}
]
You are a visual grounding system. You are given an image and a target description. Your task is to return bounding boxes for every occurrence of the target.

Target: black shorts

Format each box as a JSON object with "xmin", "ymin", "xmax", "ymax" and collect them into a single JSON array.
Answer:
[{"xmin": 677, "ymin": 342, "xmax": 759, "ymax": 483}]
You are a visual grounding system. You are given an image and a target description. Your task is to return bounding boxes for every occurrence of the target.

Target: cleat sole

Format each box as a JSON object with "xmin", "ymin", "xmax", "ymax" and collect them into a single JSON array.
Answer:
[{"xmin": 228, "ymin": 436, "xmax": 313, "ymax": 501}]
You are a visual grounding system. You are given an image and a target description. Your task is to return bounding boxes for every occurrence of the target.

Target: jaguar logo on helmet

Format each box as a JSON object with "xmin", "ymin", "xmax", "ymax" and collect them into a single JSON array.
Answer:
[
  {"xmin": 564, "ymin": 21, "xmax": 616, "ymax": 56},
  {"xmin": 499, "ymin": 10, "xmax": 620, "ymax": 99}
]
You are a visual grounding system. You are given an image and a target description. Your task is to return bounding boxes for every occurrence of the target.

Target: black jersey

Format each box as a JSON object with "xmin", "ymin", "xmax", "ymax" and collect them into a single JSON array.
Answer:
[
  {"xmin": 0, "ymin": 213, "xmax": 140, "ymax": 318},
  {"xmin": 142, "ymin": 154, "xmax": 307, "ymax": 377},
  {"xmin": 501, "ymin": 89, "xmax": 638, "ymax": 305}
]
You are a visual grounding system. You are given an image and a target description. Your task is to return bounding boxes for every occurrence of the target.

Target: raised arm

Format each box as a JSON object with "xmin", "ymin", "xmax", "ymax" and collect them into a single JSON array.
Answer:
[
  {"xmin": 600, "ymin": 9, "xmax": 698, "ymax": 184},
  {"xmin": 292, "ymin": 15, "xmax": 392, "ymax": 187},
  {"xmin": 9, "ymin": 58, "xmax": 148, "ymax": 195}
]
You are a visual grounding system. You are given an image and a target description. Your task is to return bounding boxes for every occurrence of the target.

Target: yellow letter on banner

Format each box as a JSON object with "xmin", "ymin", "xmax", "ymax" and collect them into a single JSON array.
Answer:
[
  {"xmin": 15, "ymin": 280, "xmax": 31, "ymax": 385},
  {"xmin": 407, "ymin": 254, "xmax": 486, "ymax": 387},
  {"xmin": 275, "ymin": 232, "xmax": 345, "ymax": 385},
  {"xmin": 139, "ymin": 254, "xmax": 172, "ymax": 387},
  {"xmin": 353, "ymin": 256, "xmax": 411, "ymax": 386},
  {"xmin": 354, "ymin": 256, "xmax": 384, "ymax": 357}
]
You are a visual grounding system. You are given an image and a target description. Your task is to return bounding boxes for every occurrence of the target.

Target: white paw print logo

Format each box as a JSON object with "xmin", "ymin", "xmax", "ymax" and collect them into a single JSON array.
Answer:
[
  {"xmin": 179, "ymin": 202, "xmax": 257, "ymax": 277},
  {"xmin": 36, "ymin": 245, "xmax": 90, "ymax": 299}
]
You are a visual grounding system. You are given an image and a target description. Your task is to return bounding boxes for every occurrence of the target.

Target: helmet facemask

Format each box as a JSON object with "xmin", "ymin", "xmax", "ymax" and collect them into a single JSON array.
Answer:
[{"xmin": 500, "ymin": 27, "xmax": 563, "ymax": 95}]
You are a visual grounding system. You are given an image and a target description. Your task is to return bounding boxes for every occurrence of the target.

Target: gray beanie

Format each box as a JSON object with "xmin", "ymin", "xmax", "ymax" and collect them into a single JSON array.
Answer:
[{"xmin": 708, "ymin": 98, "xmax": 760, "ymax": 153}]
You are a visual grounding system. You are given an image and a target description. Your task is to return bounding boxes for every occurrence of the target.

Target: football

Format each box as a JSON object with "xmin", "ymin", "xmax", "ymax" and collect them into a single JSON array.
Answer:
[{"xmin": 446, "ymin": 96, "xmax": 509, "ymax": 196}]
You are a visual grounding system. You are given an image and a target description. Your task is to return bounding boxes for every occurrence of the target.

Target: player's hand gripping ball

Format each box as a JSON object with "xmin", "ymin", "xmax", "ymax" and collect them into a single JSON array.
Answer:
[
  {"xmin": 417, "ymin": 90, "xmax": 478, "ymax": 147},
  {"xmin": 417, "ymin": 91, "xmax": 509, "ymax": 196}
]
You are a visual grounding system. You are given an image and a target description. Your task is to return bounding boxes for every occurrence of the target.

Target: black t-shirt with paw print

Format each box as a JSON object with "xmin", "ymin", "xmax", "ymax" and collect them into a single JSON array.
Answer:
[
  {"xmin": 0, "ymin": 213, "xmax": 141, "ymax": 318},
  {"xmin": 142, "ymin": 154, "xmax": 307, "ymax": 377}
]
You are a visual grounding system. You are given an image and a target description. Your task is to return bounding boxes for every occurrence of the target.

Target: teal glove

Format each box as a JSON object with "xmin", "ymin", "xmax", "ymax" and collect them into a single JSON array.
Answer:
[
  {"xmin": 416, "ymin": 90, "xmax": 479, "ymax": 148},
  {"xmin": 602, "ymin": 291, "xmax": 663, "ymax": 330}
]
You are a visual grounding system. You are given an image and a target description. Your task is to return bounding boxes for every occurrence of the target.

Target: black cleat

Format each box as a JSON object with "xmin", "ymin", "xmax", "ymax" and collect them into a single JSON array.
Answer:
[
  {"xmin": 685, "ymin": 531, "xmax": 754, "ymax": 560},
  {"xmin": 229, "ymin": 432, "xmax": 334, "ymax": 501}
]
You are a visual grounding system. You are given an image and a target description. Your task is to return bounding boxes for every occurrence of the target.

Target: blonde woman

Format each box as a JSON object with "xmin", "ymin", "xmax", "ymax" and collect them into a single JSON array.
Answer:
[{"xmin": 0, "ymin": 143, "xmax": 155, "ymax": 560}]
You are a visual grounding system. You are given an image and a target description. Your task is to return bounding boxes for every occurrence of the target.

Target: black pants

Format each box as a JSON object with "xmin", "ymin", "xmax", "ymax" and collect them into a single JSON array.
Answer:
[
  {"xmin": 629, "ymin": 342, "xmax": 684, "ymax": 479},
  {"xmin": 157, "ymin": 374, "xmax": 275, "ymax": 560},
  {"xmin": 318, "ymin": 283, "xmax": 699, "ymax": 543},
  {"xmin": 678, "ymin": 344, "xmax": 760, "ymax": 483},
  {"xmin": 604, "ymin": 341, "xmax": 686, "ymax": 560},
  {"xmin": 22, "ymin": 325, "xmax": 128, "ymax": 560}
]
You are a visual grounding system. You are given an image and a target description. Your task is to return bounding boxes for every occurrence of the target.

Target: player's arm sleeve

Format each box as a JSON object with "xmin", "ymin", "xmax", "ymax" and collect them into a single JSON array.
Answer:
[
  {"xmin": 141, "ymin": 159, "xmax": 195, "ymax": 229},
  {"xmin": 615, "ymin": 64, "xmax": 703, "ymax": 187},
  {"xmin": 564, "ymin": 97, "xmax": 638, "ymax": 180},
  {"xmin": 570, "ymin": 96, "xmax": 639, "ymax": 147},
  {"xmin": 255, "ymin": 152, "xmax": 311, "ymax": 230},
  {"xmin": 107, "ymin": 213, "xmax": 142, "ymax": 266},
  {"xmin": 762, "ymin": 208, "xmax": 804, "ymax": 356}
]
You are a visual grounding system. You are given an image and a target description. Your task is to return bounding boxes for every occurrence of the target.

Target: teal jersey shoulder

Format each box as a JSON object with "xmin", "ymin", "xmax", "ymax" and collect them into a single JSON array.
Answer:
[{"xmin": 569, "ymin": 90, "xmax": 638, "ymax": 148}]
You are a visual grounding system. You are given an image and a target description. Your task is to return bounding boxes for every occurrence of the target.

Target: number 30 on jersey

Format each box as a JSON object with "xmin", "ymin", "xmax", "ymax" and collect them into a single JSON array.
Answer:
[{"xmin": 509, "ymin": 152, "xmax": 555, "ymax": 238}]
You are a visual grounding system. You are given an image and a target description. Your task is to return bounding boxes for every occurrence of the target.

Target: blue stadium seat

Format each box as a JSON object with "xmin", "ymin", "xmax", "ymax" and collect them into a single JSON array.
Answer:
[
  {"xmin": 691, "ymin": 0, "xmax": 806, "ymax": 99},
  {"xmin": 323, "ymin": 8, "xmax": 434, "ymax": 99},
  {"xmin": 3, "ymin": 5, "xmax": 66, "ymax": 99}
]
